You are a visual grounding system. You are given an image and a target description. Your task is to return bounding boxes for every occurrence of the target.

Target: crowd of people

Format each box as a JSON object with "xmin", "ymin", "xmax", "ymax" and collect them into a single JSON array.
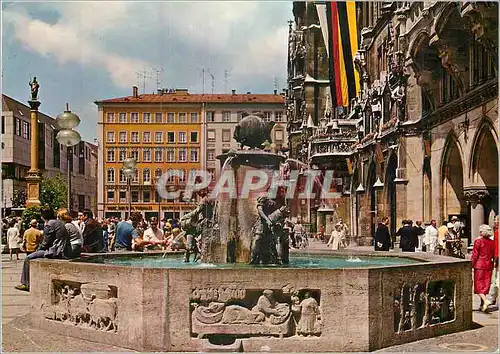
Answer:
[{"xmin": 373, "ymin": 216, "xmax": 466, "ymax": 256}]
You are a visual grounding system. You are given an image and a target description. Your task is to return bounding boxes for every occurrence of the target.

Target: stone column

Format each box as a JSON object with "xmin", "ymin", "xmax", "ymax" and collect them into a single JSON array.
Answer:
[
  {"xmin": 465, "ymin": 189, "xmax": 489, "ymax": 244},
  {"xmin": 26, "ymin": 100, "xmax": 42, "ymax": 207}
]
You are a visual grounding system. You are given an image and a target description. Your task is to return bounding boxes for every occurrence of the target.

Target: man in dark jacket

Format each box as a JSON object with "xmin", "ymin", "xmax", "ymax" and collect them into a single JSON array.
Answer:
[
  {"xmin": 15, "ymin": 206, "xmax": 71, "ymax": 291},
  {"xmin": 81, "ymin": 209, "xmax": 104, "ymax": 253},
  {"xmin": 396, "ymin": 219, "xmax": 418, "ymax": 252},
  {"xmin": 374, "ymin": 217, "xmax": 391, "ymax": 251}
]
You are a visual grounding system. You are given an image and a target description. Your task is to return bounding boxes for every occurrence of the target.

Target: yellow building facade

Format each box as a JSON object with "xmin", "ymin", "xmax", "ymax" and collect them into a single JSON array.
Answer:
[{"xmin": 96, "ymin": 88, "xmax": 202, "ymax": 220}]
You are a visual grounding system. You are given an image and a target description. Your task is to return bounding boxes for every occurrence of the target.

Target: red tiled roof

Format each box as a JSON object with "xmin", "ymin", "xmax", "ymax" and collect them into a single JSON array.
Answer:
[{"xmin": 95, "ymin": 93, "xmax": 285, "ymax": 105}]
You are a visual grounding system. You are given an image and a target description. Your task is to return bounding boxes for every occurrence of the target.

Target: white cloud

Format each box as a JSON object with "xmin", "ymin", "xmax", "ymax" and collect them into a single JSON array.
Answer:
[{"xmin": 4, "ymin": 2, "xmax": 290, "ymax": 92}]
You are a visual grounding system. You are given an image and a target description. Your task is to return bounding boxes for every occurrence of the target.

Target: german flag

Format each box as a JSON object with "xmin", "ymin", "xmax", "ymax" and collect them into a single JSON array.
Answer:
[{"xmin": 326, "ymin": 1, "xmax": 360, "ymax": 108}]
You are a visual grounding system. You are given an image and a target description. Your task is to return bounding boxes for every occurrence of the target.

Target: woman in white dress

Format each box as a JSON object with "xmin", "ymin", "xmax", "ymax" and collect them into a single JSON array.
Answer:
[
  {"xmin": 7, "ymin": 219, "xmax": 21, "ymax": 260},
  {"xmin": 327, "ymin": 224, "xmax": 342, "ymax": 250}
]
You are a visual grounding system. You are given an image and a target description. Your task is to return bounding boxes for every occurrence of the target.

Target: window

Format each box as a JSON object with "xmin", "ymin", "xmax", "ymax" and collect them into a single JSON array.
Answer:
[
  {"xmin": 132, "ymin": 169, "xmax": 139, "ymax": 183},
  {"xmin": 106, "ymin": 112, "xmax": 115, "ymax": 123},
  {"xmin": 107, "ymin": 131, "xmax": 115, "ymax": 143},
  {"xmin": 167, "ymin": 112, "xmax": 175, "ymax": 123},
  {"xmin": 15, "ymin": 118, "xmax": 21, "ymax": 136},
  {"xmin": 119, "ymin": 190, "xmax": 126, "ymax": 202},
  {"xmin": 190, "ymin": 148, "xmax": 199, "ymax": 162},
  {"xmin": 179, "ymin": 148, "xmax": 187, "ymax": 162},
  {"xmin": 107, "ymin": 148, "xmax": 115, "ymax": 162},
  {"xmin": 155, "ymin": 112, "xmax": 163, "ymax": 123},
  {"xmin": 142, "ymin": 112, "xmax": 151, "ymax": 123},
  {"xmin": 263, "ymin": 111, "xmax": 272, "ymax": 122},
  {"xmin": 274, "ymin": 130, "xmax": 284, "ymax": 141},
  {"xmin": 119, "ymin": 132, "xmax": 127, "ymax": 143},
  {"xmin": 131, "ymin": 113, "xmax": 139, "ymax": 123},
  {"xmin": 131, "ymin": 132, "xmax": 139, "ymax": 143},
  {"xmin": 154, "ymin": 148, "xmax": 163, "ymax": 162},
  {"xmin": 275, "ymin": 111, "xmax": 283, "ymax": 122},
  {"xmin": 119, "ymin": 112, "xmax": 127, "ymax": 123},
  {"xmin": 143, "ymin": 169, "xmax": 151, "ymax": 183},
  {"xmin": 237, "ymin": 111, "xmax": 244, "ymax": 121},
  {"xmin": 166, "ymin": 148, "xmax": 175, "ymax": 162},
  {"xmin": 190, "ymin": 132, "xmax": 198, "ymax": 143},
  {"xmin": 207, "ymin": 149, "xmax": 215, "ymax": 161},
  {"xmin": 178, "ymin": 113, "xmax": 187, "ymax": 123},
  {"xmin": 155, "ymin": 132, "xmax": 163, "ymax": 143},
  {"xmin": 222, "ymin": 129, "xmax": 231, "ymax": 142},
  {"xmin": 222, "ymin": 111, "xmax": 231, "ymax": 122},
  {"xmin": 167, "ymin": 132, "xmax": 175, "ymax": 143},
  {"xmin": 119, "ymin": 148, "xmax": 126, "ymax": 162},
  {"xmin": 131, "ymin": 148, "xmax": 139, "ymax": 161},
  {"xmin": 119, "ymin": 169, "xmax": 127, "ymax": 183},
  {"xmin": 1, "ymin": 116, "xmax": 4, "ymax": 134},
  {"xmin": 179, "ymin": 132, "xmax": 187, "ymax": 143},
  {"xmin": 143, "ymin": 148, "xmax": 151, "ymax": 162},
  {"xmin": 21, "ymin": 121, "xmax": 29, "ymax": 139},
  {"xmin": 107, "ymin": 168, "xmax": 115, "ymax": 183},
  {"xmin": 131, "ymin": 190, "xmax": 139, "ymax": 202},
  {"xmin": 207, "ymin": 130, "xmax": 216, "ymax": 142},
  {"xmin": 155, "ymin": 168, "xmax": 162, "ymax": 179},
  {"xmin": 143, "ymin": 191, "xmax": 150, "ymax": 203},
  {"xmin": 143, "ymin": 132, "xmax": 151, "ymax": 143},
  {"xmin": 206, "ymin": 111, "xmax": 215, "ymax": 122},
  {"xmin": 207, "ymin": 168, "xmax": 216, "ymax": 181},
  {"xmin": 107, "ymin": 190, "xmax": 115, "ymax": 202},
  {"xmin": 179, "ymin": 169, "xmax": 186, "ymax": 183},
  {"xmin": 190, "ymin": 112, "xmax": 198, "ymax": 123}
]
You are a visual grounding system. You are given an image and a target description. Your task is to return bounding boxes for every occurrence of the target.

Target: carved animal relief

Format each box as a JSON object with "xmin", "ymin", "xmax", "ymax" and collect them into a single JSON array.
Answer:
[
  {"xmin": 190, "ymin": 286, "xmax": 321, "ymax": 339},
  {"xmin": 393, "ymin": 280, "xmax": 455, "ymax": 333},
  {"xmin": 42, "ymin": 280, "xmax": 118, "ymax": 333}
]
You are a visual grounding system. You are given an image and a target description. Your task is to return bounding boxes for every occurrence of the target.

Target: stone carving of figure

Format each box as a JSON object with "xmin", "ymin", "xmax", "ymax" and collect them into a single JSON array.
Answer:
[
  {"xmin": 252, "ymin": 289, "xmax": 291, "ymax": 325},
  {"xmin": 192, "ymin": 302, "xmax": 226, "ymax": 324},
  {"xmin": 29, "ymin": 77, "xmax": 39, "ymax": 101},
  {"xmin": 268, "ymin": 205, "xmax": 290, "ymax": 264},
  {"xmin": 250, "ymin": 196, "xmax": 280, "ymax": 265},
  {"xmin": 296, "ymin": 292, "xmax": 321, "ymax": 336},
  {"xmin": 324, "ymin": 92, "xmax": 332, "ymax": 119}
]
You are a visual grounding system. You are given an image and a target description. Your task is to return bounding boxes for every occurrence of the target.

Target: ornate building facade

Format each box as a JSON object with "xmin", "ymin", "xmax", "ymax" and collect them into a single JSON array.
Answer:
[{"xmin": 287, "ymin": 2, "xmax": 498, "ymax": 244}]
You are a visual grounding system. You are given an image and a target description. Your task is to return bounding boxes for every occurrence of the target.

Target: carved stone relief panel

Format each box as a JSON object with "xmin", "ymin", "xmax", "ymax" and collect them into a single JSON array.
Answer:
[
  {"xmin": 190, "ymin": 285, "xmax": 321, "ymax": 339},
  {"xmin": 41, "ymin": 280, "xmax": 118, "ymax": 333},
  {"xmin": 393, "ymin": 280, "xmax": 455, "ymax": 333}
]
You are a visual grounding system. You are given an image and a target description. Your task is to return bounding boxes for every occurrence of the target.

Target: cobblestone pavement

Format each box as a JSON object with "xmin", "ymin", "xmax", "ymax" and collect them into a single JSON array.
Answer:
[{"xmin": 2, "ymin": 246, "xmax": 498, "ymax": 353}]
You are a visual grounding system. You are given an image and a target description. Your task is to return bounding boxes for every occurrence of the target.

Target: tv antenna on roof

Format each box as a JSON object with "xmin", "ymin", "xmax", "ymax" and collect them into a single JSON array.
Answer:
[
  {"xmin": 210, "ymin": 72, "xmax": 215, "ymax": 94},
  {"xmin": 224, "ymin": 70, "xmax": 231, "ymax": 93},
  {"xmin": 135, "ymin": 69, "xmax": 153, "ymax": 94},
  {"xmin": 153, "ymin": 67, "xmax": 164, "ymax": 91},
  {"xmin": 273, "ymin": 76, "xmax": 280, "ymax": 92}
]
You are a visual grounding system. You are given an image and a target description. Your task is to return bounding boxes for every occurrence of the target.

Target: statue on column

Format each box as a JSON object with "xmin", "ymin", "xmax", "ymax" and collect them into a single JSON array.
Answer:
[{"xmin": 29, "ymin": 77, "xmax": 40, "ymax": 101}]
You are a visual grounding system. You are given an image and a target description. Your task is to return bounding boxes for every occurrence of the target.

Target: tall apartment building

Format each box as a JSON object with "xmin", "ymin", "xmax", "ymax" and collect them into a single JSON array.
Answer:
[
  {"xmin": 1, "ymin": 94, "xmax": 98, "ymax": 214},
  {"xmin": 204, "ymin": 89, "xmax": 287, "ymax": 178},
  {"xmin": 96, "ymin": 87, "xmax": 286, "ymax": 220}
]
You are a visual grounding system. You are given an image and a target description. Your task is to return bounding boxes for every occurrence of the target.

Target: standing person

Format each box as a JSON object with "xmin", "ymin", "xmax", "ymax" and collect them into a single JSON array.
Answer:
[
  {"xmin": 451, "ymin": 216, "xmax": 463, "ymax": 239},
  {"xmin": 437, "ymin": 221, "xmax": 449, "ymax": 254},
  {"xmin": 472, "ymin": 224, "xmax": 495, "ymax": 312},
  {"xmin": 413, "ymin": 220, "xmax": 426, "ymax": 251},
  {"xmin": 107, "ymin": 220, "xmax": 116, "ymax": 251},
  {"xmin": 57, "ymin": 208, "xmax": 83, "ymax": 258},
  {"xmin": 336, "ymin": 218, "xmax": 349, "ymax": 248},
  {"xmin": 396, "ymin": 220, "xmax": 417, "ymax": 252},
  {"xmin": 327, "ymin": 224, "xmax": 343, "ymax": 250},
  {"xmin": 374, "ymin": 217, "xmax": 391, "ymax": 251},
  {"xmin": 488, "ymin": 216, "xmax": 499, "ymax": 305},
  {"xmin": 22, "ymin": 219, "xmax": 42, "ymax": 256},
  {"xmin": 101, "ymin": 220, "xmax": 109, "ymax": 252},
  {"xmin": 81, "ymin": 210, "xmax": 104, "ymax": 253},
  {"xmin": 293, "ymin": 220, "xmax": 304, "ymax": 248},
  {"xmin": 143, "ymin": 217, "xmax": 165, "ymax": 250},
  {"xmin": 114, "ymin": 213, "xmax": 146, "ymax": 251},
  {"xmin": 7, "ymin": 220, "xmax": 21, "ymax": 260},
  {"xmin": 423, "ymin": 220, "xmax": 438, "ymax": 254},
  {"xmin": 15, "ymin": 206, "xmax": 71, "ymax": 291}
]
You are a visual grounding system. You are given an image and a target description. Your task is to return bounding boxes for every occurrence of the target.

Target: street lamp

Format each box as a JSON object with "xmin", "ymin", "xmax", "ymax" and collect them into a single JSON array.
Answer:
[
  {"xmin": 155, "ymin": 176, "xmax": 162, "ymax": 219},
  {"xmin": 56, "ymin": 104, "xmax": 81, "ymax": 212},
  {"xmin": 122, "ymin": 158, "xmax": 137, "ymax": 219}
]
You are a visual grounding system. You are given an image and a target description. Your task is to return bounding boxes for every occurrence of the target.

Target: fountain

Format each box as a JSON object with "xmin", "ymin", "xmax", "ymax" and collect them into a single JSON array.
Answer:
[{"xmin": 28, "ymin": 116, "xmax": 472, "ymax": 352}]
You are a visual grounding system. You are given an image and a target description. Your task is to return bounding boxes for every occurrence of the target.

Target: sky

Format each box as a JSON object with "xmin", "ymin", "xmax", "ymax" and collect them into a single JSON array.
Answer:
[{"xmin": 2, "ymin": 1, "xmax": 292, "ymax": 142}]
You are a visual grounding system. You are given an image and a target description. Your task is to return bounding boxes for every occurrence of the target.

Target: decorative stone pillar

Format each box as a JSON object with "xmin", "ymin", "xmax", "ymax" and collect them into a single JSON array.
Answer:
[
  {"xmin": 464, "ymin": 188, "xmax": 489, "ymax": 243},
  {"xmin": 26, "ymin": 99, "xmax": 42, "ymax": 207}
]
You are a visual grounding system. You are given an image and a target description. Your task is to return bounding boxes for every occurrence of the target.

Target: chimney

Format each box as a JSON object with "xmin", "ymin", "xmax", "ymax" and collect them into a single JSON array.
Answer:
[
  {"xmin": 274, "ymin": 89, "xmax": 277, "ymax": 95},
  {"xmin": 246, "ymin": 91, "xmax": 251, "ymax": 94},
  {"xmin": 132, "ymin": 86, "xmax": 138, "ymax": 98},
  {"xmin": 231, "ymin": 89, "xmax": 236, "ymax": 95}
]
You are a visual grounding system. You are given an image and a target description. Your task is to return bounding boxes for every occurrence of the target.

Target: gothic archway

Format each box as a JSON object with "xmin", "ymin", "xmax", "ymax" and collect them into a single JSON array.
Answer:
[
  {"xmin": 441, "ymin": 134, "xmax": 466, "ymax": 220},
  {"xmin": 385, "ymin": 154, "xmax": 398, "ymax": 235}
]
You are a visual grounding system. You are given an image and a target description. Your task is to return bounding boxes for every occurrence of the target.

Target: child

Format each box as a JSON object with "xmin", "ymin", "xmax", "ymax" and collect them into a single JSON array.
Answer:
[{"xmin": 7, "ymin": 220, "xmax": 21, "ymax": 260}]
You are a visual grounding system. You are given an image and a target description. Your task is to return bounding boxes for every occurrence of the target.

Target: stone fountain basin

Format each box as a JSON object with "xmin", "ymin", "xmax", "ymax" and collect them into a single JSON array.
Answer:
[{"xmin": 29, "ymin": 250, "xmax": 472, "ymax": 352}]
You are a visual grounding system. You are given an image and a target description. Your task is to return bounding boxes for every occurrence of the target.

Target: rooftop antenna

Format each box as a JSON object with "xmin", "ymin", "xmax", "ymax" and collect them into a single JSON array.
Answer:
[
  {"xmin": 198, "ymin": 68, "xmax": 209, "ymax": 94},
  {"xmin": 273, "ymin": 76, "xmax": 280, "ymax": 92},
  {"xmin": 224, "ymin": 70, "xmax": 231, "ymax": 93},
  {"xmin": 135, "ymin": 70, "xmax": 153, "ymax": 94},
  {"xmin": 154, "ymin": 67, "xmax": 164, "ymax": 91},
  {"xmin": 210, "ymin": 72, "xmax": 215, "ymax": 94}
]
